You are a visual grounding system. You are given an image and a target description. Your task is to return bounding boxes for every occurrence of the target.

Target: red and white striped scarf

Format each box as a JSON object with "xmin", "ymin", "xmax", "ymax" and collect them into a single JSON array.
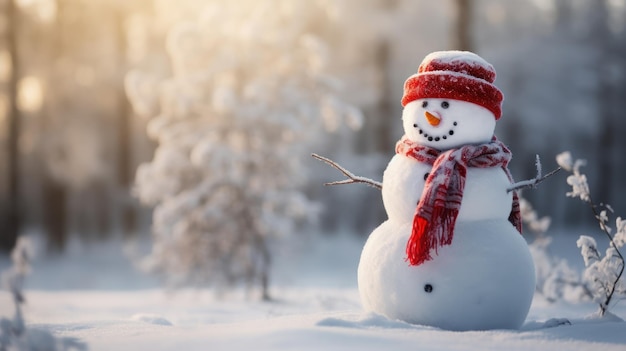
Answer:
[{"xmin": 395, "ymin": 135, "xmax": 522, "ymax": 266}]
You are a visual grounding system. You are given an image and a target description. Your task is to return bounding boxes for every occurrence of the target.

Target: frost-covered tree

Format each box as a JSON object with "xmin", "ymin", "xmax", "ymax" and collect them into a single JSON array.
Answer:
[
  {"xmin": 0, "ymin": 236, "xmax": 86, "ymax": 350},
  {"xmin": 557, "ymin": 151, "xmax": 626, "ymax": 316},
  {"xmin": 126, "ymin": 0, "xmax": 361, "ymax": 299}
]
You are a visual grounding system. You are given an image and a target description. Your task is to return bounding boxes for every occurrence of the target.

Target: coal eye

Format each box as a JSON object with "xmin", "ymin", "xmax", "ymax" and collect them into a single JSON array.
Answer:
[
  {"xmin": 424, "ymin": 284, "xmax": 433, "ymax": 293},
  {"xmin": 441, "ymin": 101, "xmax": 450, "ymax": 109},
  {"xmin": 422, "ymin": 101, "xmax": 428, "ymax": 108}
]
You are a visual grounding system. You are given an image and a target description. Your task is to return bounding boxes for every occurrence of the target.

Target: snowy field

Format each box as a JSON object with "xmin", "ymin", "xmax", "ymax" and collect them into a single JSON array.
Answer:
[{"xmin": 1, "ymin": 234, "xmax": 626, "ymax": 351}]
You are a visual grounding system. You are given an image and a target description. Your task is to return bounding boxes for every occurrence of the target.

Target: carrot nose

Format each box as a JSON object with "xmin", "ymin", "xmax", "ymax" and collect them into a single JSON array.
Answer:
[{"xmin": 424, "ymin": 111, "xmax": 441, "ymax": 126}]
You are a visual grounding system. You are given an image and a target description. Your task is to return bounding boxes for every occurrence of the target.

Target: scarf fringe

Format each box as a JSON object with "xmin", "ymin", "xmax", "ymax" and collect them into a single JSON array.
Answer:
[{"xmin": 407, "ymin": 209, "xmax": 457, "ymax": 266}]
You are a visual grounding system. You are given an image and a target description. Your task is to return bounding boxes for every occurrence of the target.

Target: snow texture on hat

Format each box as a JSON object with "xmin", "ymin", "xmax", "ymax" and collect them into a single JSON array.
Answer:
[{"xmin": 401, "ymin": 51, "xmax": 504, "ymax": 119}]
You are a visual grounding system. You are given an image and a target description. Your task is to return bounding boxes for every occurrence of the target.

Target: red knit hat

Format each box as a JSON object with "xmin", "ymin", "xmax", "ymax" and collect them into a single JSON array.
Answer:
[{"xmin": 401, "ymin": 51, "xmax": 504, "ymax": 119}]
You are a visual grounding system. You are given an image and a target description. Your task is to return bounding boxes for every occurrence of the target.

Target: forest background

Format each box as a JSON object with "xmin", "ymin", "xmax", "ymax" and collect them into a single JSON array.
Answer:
[{"xmin": 1, "ymin": 0, "xmax": 625, "ymax": 256}]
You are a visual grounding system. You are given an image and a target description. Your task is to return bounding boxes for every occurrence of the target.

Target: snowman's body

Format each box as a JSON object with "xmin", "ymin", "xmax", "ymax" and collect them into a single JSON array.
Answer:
[
  {"xmin": 357, "ymin": 53, "xmax": 536, "ymax": 331},
  {"xmin": 382, "ymin": 155, "xmax": 514, "ymax": 223}
]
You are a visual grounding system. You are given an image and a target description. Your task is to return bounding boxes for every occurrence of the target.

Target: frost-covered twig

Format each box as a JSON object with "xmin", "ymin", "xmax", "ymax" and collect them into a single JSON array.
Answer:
[
  {"xmin": 557, "ymin": 151, "xmax": 625, "ymax": 316},
  {"xmin": 311, "ymin": 153, "xmax": 382, "ymax": 190},
  {"xmin": 508, "ymin": 155, "xmax": 561, "ymax": 193}
]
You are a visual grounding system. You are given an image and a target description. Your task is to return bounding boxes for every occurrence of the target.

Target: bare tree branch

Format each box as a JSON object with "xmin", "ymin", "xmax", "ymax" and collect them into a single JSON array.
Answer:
[
  {"xmin": 508, "ymin": 155, "xmax": 561, "ymax": 193},
  {"xmin": 311, "ymin": 153, "xmax": 382, "ymax": 190}
]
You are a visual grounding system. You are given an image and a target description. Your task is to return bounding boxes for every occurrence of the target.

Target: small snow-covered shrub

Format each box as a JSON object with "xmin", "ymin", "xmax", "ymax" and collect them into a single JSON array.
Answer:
[
  {"xmin": 0, "ymin": 237, "xmax": 87, "ymax": 351},
  {"xmin": 557, "ymin": 151, "xmax": 625, "ymax": 315},
  {"xmin": 522, "ymin": 197, "xmax": 591, "ymax": 302}
]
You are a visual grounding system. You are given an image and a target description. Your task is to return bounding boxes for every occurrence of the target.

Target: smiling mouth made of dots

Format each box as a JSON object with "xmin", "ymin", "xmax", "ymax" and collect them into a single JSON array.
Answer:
[{"xmin": 413, "ymin": 121, "xmax": 458, "ymax": 142}]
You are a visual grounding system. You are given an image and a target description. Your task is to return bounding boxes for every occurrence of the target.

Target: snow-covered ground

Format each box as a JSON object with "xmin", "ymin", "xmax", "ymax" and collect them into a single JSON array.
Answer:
[{"xmin": 1, "ymin": 233, "xmax": 625, "ymax": 351}]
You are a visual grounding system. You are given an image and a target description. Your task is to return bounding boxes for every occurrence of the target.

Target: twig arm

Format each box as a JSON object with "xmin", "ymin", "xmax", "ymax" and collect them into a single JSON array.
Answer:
[
  {"xmin": 507, "ymin": 155, "xmax": 561, "ymax": 193},
  {"xmin": 311, "ymin": 153, "xmax": 382, "ymax": 190}
]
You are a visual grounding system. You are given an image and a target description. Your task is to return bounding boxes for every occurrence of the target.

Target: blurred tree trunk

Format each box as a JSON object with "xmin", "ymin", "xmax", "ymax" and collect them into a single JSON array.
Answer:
[
  {"xmin": 555, "ymin": 0, "xmax": 572, "ymax": 31},
  {"xmin": 42, "ymin": 179, "xmax": 67, "ymax": 251},
  {"xmin": 452, "ymin": 0, "xmax": 472, "ymax": 51},
  {"xmin": 615, "ymin": 25, "xmax": 626, "ymax": 212},
  {"xmin": 93, "ymin": 182, "xmax": 111, "ymax": 239},
  {"xmin": 114, "ymin": 7, "xmax": 137, "ymax": 237},
  {"xmin": 373, "ymin": 40, "xmax": 393, "ymax": 153},
  {"xmin": 3, "ymin": 0, "xmax": 21, "ymax": 252},
  {"xmin": 591, "ymin": 0, "xmax": 614, "ymax": 206},
  {"xmin": 41, "ymin": 0, "xmax": 69, "ymax": 251}
]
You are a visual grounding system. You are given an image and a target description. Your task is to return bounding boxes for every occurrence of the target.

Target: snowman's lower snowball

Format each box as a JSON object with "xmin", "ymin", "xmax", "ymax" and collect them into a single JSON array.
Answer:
[{"xmin": 357, "ymin": 219, "xmax": 535, "ymax": 331}]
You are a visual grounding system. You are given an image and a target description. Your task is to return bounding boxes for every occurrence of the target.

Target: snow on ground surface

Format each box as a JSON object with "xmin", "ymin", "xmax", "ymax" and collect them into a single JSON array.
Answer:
[{"xmin": 1, "ymin": 232, "xmax": 626, "ymax": 351}]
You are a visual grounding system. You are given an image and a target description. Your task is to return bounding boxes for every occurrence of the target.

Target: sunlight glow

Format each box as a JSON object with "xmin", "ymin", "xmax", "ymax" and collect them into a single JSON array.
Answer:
[
  {"xmin": 126, "ymin": 14, "xmax": 149, "ymax": 64},
  {"xmin": 529, "ymin": 0, "xmax": 555, "ymax": 13},
  {"xmin": 74, "ymin": 66, "xmax": 95, "ymax": 87},
  {"xmin": 608, "ymin": 0, "xmax": 626, "ymax": 33},
  {"xmin": 0, "ymin": 51, "xmax": 11, "ymax": 82},
  {"xmin": 16, "ymin": 0, "xmax": 57, "ymax": 23},
  {"xmin": 18, "ymin": 76, "xmax": 44, "ymax": 113}
]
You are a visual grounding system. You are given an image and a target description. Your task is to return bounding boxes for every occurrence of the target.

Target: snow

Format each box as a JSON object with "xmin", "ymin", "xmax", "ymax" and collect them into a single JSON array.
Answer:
[
  {"xmin": 412, "ymin": 69, "xmax": 497, "ymax": 86},
  {"xmin": 421, "ymin": 51, "xmax": 494, "ymax": 72},
  {"xmin": 1, "ymin": 234, "xmax": 625, "ymax": 350},
  {"xmin": 577, "ymin": 235, "xmax": 599, "ymax": 266}
]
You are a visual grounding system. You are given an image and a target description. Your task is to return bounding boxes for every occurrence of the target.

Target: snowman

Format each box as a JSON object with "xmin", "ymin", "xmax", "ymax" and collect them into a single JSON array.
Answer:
[{"xmin": 357, "ymin": 51, "xmax": 535, "ymax": 331}]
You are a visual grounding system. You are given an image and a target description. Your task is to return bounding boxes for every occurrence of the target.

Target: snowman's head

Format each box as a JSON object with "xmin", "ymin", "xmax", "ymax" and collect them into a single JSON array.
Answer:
[
  {"xmin": 401, "ymin": 51, "xmax": 503, "ymax": 150},
  {"xmin": 402, "ymin": 98, "xmax": 496, "ymax": 150}
]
